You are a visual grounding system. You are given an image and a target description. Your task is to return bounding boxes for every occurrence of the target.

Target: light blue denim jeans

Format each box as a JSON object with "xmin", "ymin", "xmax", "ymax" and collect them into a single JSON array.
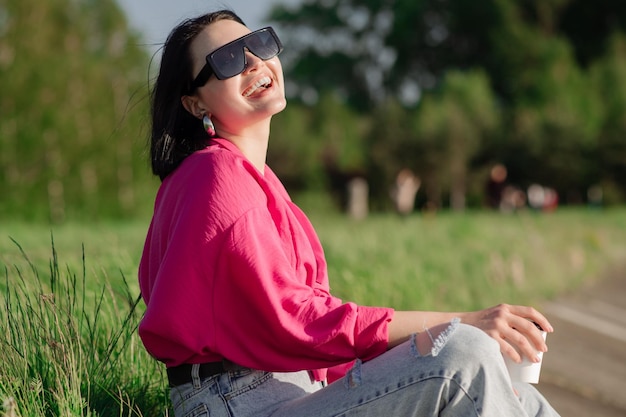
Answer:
[{"xmin": 170, "ymin": 322, "xmax": 560, "ymax": 417}]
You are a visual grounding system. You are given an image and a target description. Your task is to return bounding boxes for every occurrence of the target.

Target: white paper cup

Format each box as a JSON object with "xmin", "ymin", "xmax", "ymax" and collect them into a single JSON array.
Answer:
[{"xmin": 503, "ymin": 330, "xmax": 547, "ymax": 384}]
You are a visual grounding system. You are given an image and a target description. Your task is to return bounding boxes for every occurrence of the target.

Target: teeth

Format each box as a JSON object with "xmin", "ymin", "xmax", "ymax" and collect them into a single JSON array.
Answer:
[{"xmin": 243, "ymin": 76, "xmax": 272, "ymax": 97}]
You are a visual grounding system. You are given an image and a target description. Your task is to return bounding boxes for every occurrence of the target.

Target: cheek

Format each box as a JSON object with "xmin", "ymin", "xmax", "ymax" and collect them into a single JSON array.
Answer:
[
  {"xmin": 267, "ymin": 58, "xmax": 285, "ymax": 84},
  {"xmin": 267, "ymin": 60, "xmax": 287, "ymax": 113},
  {"xmin": 203, "ymin": 81, "xmax": 238, "ymax": 112}
]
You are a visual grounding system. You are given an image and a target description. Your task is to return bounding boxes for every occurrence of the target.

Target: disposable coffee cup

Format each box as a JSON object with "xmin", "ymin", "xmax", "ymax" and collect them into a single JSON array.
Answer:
[{"xmin": 503, "ymin": 324, "xmax": 547, "ymax": 384}]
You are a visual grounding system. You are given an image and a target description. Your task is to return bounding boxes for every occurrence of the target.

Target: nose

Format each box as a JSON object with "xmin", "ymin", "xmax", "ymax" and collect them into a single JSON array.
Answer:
[{"xmin": 243, "ymin": 49, "xmax": 263, "ymax": 73}]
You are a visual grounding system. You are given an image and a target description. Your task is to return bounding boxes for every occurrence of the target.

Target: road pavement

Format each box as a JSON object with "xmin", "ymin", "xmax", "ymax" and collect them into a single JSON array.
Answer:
[{"xmin": 535, "ymin": 264, "xmax": 626, "ymax": 417}]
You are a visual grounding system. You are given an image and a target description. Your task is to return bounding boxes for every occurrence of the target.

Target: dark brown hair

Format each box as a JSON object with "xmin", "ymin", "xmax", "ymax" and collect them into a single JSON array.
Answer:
[{"xmin": 150, "ymin": 10, "xmax": 245, "ymax": 180}]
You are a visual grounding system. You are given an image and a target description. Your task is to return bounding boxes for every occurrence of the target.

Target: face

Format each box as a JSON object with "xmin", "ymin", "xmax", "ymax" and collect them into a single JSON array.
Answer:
[{"xmin": 184, "ymin": 20, "xmax": 287, "ymax": 136}]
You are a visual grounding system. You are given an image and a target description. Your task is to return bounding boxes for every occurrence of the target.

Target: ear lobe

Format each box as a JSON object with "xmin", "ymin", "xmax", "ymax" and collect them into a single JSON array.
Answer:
[{"xmin": 181, "ymin": 95, "xmax": 204, "ymax": 119}]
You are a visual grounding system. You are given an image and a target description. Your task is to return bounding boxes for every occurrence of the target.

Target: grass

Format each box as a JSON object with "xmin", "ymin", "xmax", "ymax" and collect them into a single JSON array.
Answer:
[
  {"xmin": 1, "ymin": 234, "xmax": 168, "ymax": 416},
  {"xmin": 314, "ymin": 207, "xmax": 626, "ymax": 311},
  {"xmin": 1, "ymin": 207, "xmax": 625, "ymax": 416}
]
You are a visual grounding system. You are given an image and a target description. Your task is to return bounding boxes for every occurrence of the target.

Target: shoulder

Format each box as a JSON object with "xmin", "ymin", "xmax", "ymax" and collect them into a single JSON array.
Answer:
[{"xmin": 157, "ymin": 144, "xmax": 267, "ymax": 226}]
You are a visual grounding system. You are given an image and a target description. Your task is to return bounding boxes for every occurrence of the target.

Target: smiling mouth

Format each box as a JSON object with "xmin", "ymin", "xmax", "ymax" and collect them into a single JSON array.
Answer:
[{"xmin": 243, "ymin": 76, "xmax": 273, "ymax": 97}]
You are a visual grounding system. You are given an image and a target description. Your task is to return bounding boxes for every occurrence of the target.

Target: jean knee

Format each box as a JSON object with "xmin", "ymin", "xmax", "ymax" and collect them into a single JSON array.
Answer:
[{"xmin": 445, "ymin": 323, "xmax": 502, "ymax": 362}]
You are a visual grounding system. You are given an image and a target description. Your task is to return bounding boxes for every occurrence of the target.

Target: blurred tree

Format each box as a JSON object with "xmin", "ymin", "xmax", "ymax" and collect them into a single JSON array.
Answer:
[
  {"xmin": 559, "ymin": 0, "xmax": 626, "ymax": 66},
  {"xmin": 366, "ymin": 98, "xmax": 415, "ymax": 210},
  {"xmin": 0, "ymin": 0, "xmax": 152, "ymax": 221},
  {"xmin": 589, "ymin": 32, "xmax": 626, "ymax": 204},
  {"xmin": 267, "ymin": 102, "xmax": 318, "ymax": 189},
  {"xmin": 270, "ymin": 0, "xmax": 507, "ymax": 110},
  {"xmin": 410, "ymin": 69, "xmax": 499, "ymax": 210},
  {"xmin": 270, "ymin": 0, "xmax": 396, "ymax": 110},
  {"xmin": 268, "ymin": 0, "xmax": 625, "ymax": 206},
  {"xmin": 269, "ymin": 93, "xmax": 367, "ymax": 189},
  {"xmin": 2, "ymin": 0, "xmax": 623, "ymax": 219},
  {"xmin": 313, "ymin": 92, "xmax": 368, "ymax": 175},
  {"xmin": 492, "ymin": 22, "xmax": 603, "ymax": 199}
]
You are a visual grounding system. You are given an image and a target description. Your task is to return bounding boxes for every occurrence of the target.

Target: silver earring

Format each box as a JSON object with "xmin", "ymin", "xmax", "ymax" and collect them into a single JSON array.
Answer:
[{"xmin": 202, "ymin": 114, "xmax": 215, "ymax": 136}]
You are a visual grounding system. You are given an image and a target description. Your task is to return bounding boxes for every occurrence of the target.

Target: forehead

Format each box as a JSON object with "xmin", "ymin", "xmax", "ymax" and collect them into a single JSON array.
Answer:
[{"xmin": 190, "ymin": 20, "xmax": 251, "ymax": 63}]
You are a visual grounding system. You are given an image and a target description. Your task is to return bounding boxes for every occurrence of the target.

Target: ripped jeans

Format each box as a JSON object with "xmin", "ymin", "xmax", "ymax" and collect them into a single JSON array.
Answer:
[{"xmin": 169, "ymin": 321, "xmax": 561, "ymax": 417}]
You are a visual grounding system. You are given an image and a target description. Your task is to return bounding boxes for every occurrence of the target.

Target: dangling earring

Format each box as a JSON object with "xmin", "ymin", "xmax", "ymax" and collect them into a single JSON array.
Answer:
[{"xmin": 202, "ymin": 114, "xmax": 215, "ymax": 136}]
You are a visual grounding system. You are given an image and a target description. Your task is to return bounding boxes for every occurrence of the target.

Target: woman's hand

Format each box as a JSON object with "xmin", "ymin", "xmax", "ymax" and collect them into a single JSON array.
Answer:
[{"xmin": 460, "ymin": 304, "xmax": 553, "ymax": 363}]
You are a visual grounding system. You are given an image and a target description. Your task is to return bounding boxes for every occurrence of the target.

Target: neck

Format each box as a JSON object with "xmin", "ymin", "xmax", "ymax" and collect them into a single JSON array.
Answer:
[
  {"xmin": 220, "ymin": 123, "xmax": 271, "ymax": 174},
  {"xmin": 233, "ymin": 136, "xmax": 269, "ymax": 174}
]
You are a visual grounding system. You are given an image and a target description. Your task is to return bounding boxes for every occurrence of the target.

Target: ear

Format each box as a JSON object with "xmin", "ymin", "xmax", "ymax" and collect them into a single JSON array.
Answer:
[{"xmin": 181, "ymin": 95, "xmax": 205, "ymax": 119}]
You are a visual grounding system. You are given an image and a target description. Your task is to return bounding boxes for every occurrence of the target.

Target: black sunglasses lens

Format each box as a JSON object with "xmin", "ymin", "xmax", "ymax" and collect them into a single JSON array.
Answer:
[
  {"xmin": 246, "ymin": 31, "xmax": 280, "ymax": 59},
  {"xmin": 211, "ymin": 46, "xmax": 246, "ymax": 79},
  {"xmin": 209, "ymin": 29, "xmax": 281, "ymax": 79}
]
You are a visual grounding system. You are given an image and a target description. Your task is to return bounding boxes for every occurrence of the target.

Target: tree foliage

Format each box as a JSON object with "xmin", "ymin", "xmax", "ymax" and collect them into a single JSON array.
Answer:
[
  {"xmin": 0, "ymin": 0, "xmax": 153, "ymax": 222},
  {"xmin": 1, "ymin": 0, "xmax": 625, "ymax": 221},
  {"xmin": 422, "ymin": 69, "xmax": 499, "ymax": 210},
  {"xmin": 268, "ymin": 0, "xmax": 626, "ymax": 209},
  {"xmin": 589, "ymin": 33, "xmax": 626, "ymax": 203}
]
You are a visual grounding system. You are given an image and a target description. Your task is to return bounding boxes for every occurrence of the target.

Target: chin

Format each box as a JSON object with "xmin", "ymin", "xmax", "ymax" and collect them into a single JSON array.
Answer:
[{"xmin": 269, "ymin": 97, "xmax": 287, "ymax": 115}]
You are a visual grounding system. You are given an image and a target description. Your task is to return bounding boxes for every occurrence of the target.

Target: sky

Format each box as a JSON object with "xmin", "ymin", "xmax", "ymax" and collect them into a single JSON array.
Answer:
[{"xmin": 116, "ymin": 0, "xmax": 300, "ymax": 53}]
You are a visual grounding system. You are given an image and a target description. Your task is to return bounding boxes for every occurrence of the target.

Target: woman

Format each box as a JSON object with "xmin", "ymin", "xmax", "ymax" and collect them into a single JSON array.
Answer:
[{"xmin": 138, "ymin": 9, "xmax": 560, "ymax": 417}]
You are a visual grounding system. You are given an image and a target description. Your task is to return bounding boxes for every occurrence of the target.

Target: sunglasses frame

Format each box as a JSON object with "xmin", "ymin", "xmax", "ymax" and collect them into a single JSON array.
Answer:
[{"xmin": 190, "ymin": 27, "xmax": 283, "ymax": 88}]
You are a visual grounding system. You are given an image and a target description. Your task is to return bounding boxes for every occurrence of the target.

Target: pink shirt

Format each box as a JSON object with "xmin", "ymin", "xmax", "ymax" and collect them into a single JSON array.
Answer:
[{"xmin": 138, "ymin": 138, "xmax": 394, "ymax": 382}]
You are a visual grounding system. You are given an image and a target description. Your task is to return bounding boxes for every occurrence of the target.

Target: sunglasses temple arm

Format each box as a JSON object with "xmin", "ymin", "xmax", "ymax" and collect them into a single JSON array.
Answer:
[{"xmin": 191, "ymin": 64, "xmax": 215, "ymax": 89}]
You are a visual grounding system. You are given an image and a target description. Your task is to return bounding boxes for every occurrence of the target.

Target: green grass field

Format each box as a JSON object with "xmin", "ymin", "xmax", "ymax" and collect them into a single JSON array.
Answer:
[{"xmin": 1, "ymin": 207, "xmax": 625, "ymax": 416}]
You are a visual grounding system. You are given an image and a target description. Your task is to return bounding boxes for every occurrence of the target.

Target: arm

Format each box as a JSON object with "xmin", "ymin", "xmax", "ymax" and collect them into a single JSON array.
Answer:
[{"xmin": 389, "ymin": 304, "xmax": 554, "ymax": 363}]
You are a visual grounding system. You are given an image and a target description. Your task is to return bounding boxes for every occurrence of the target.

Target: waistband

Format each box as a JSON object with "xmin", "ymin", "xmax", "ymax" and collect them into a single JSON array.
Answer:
[{"xmin": 167, "ymin": 361, "xmax": 229, "ymax": 387}]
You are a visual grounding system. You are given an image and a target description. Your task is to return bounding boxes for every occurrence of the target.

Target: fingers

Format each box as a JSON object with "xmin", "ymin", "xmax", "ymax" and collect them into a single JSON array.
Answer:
[
  {"xmin": 507, "ymin": 304, "xmax": 554, "ymax": 333},
  {"xmin": 505, "ymin": 305, "xmax": 552, "ymax": 357},
  {"xmin": 468, "ymin": 304, "xmax": 553, "ymax": 363},
  {"xmin": 497, "ymin": 335, "xmax": 524, "ymax": 363},
  {"xmin": 502, "ymin": 317, "xmax": 544, "ymax": 363}
]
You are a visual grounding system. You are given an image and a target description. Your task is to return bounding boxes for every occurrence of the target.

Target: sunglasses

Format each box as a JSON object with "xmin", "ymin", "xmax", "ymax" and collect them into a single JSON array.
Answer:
[{"xmin": 190, "ymin": 27, "xmax": 283, "ymax": 88}]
